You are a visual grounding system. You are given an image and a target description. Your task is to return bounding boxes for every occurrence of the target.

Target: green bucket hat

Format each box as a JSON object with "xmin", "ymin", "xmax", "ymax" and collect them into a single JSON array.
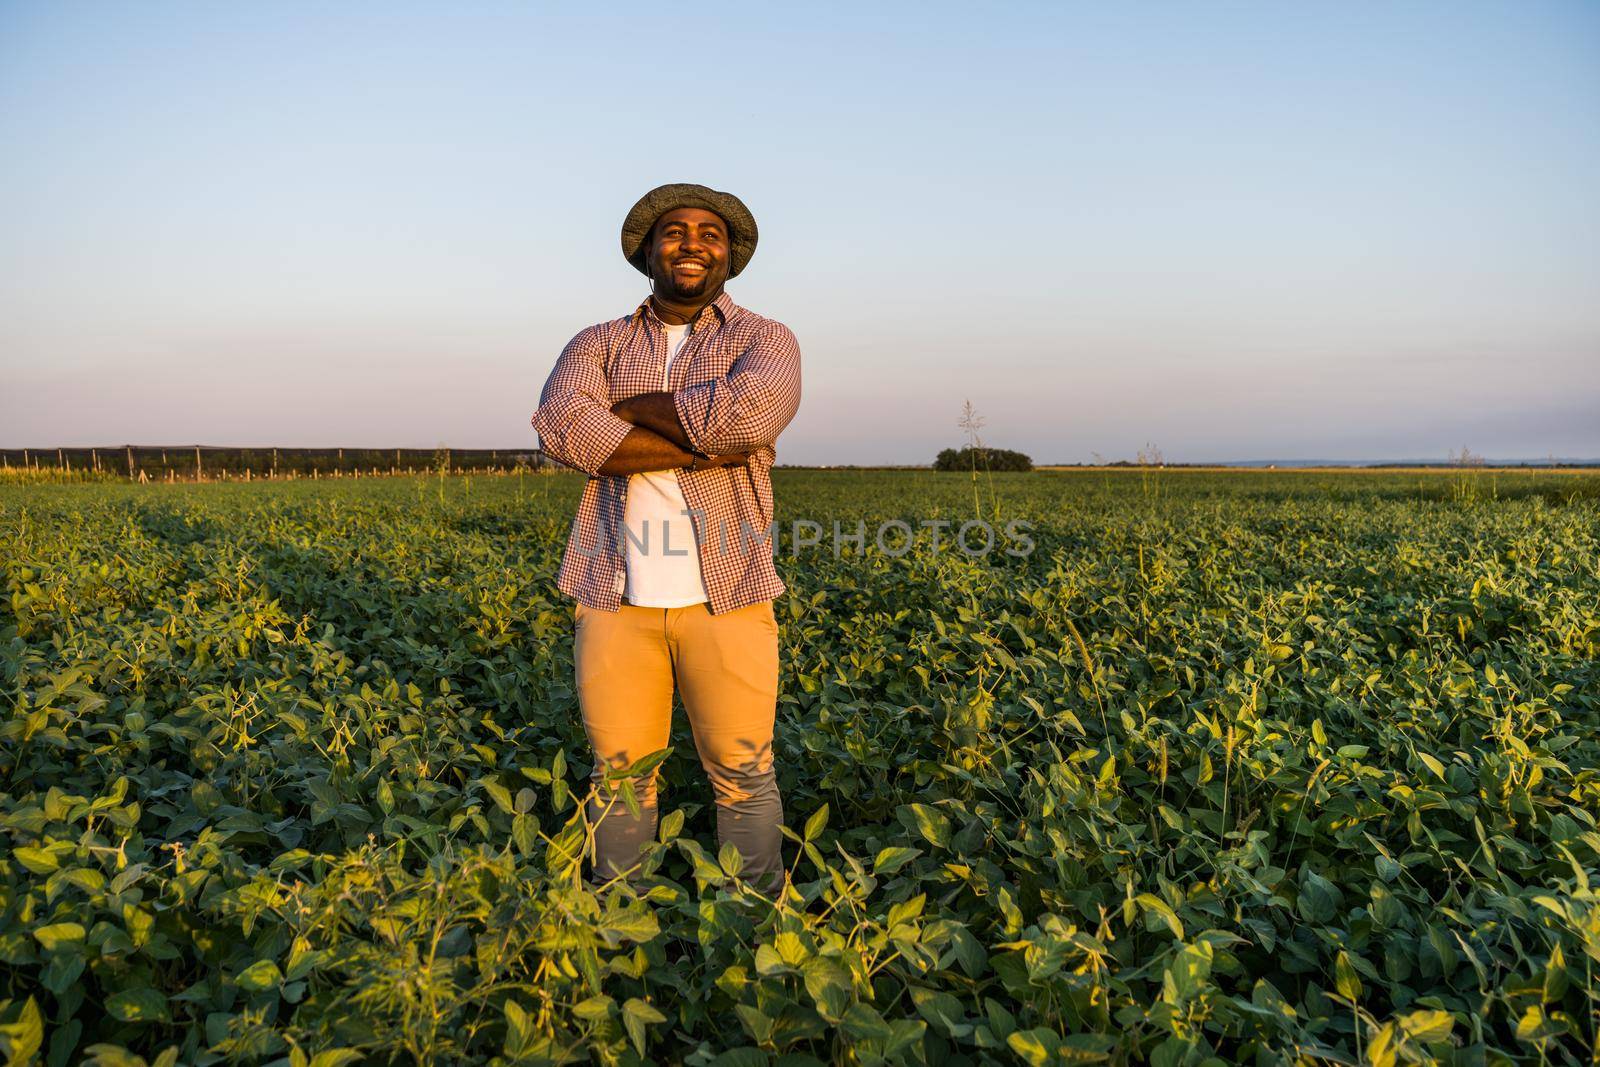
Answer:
[{"xmin": 621, "ymin": 182, "xmax": 759, "ymax": 279}]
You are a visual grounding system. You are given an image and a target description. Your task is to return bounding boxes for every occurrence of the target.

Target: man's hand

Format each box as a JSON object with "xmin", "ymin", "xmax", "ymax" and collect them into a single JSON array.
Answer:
[{"xmin": 688, "ymin": 451, "xmax": 753, "ymax": 472}]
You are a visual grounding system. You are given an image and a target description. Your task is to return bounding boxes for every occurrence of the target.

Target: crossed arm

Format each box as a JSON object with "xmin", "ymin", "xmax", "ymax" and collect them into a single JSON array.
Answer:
[
  {"xmin": 530, "ymin": 321, "xmax": 801, "ymax": 478},
  {"xmin": 596, "ymin": 423, "xmax": 747, "ymax": 477}
]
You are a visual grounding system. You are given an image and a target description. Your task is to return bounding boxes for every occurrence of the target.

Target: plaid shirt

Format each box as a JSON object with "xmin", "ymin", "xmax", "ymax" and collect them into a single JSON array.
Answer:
[{"xmin": 531, "ymin": 290, "xmax": 802, "ymax": 614}]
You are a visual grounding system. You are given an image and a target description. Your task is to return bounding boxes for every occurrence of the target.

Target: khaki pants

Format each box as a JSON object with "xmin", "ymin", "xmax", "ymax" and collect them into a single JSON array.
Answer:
[{"xmin": 574, "ymin": 599, "xmax": 784, "ymax": 893}]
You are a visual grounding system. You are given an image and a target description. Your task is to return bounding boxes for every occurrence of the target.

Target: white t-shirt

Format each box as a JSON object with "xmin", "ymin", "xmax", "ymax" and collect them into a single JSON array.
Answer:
[{"xmin": 621, "ymin": 322, "xmax": 710, "ymax": 607}]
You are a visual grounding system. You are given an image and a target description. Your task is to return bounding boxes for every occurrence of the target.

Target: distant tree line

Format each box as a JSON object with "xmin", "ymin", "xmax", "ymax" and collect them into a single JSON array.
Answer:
[
  {"xmin": 933, "ymin": 446, "xmax": 1033, "ymax": 472},
  {"xmin": 0, "ymin": 446, "xmax": 556, "ymax": 480}
]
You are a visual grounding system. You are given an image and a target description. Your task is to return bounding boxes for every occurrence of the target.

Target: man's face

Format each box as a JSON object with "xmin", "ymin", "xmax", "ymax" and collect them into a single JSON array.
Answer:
[{"xmin": 647, "ymin": 207, "xmax": 731, "ymax": 300}]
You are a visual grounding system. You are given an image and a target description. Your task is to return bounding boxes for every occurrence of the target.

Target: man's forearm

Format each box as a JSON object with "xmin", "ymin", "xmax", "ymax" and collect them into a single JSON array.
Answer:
[
  {"xmin": 596, "ymin": 425, "xmax": 753, "ymax": 478},
  {"xmin": 611, "ymin": 392, "xmax": 696, "ymax": 454},
  {"xmin": 596, "ymin": 425, "xmax": 698, "ymax": 476}
]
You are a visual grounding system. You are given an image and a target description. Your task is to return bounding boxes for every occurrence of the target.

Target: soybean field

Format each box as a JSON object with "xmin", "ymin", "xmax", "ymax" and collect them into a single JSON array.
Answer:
[{"xmin": 2, "ymin": 469, "xmax": 1598, "ymax": 1067}]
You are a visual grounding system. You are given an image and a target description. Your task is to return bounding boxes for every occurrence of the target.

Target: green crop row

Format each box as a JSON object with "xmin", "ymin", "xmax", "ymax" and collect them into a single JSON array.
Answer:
[{"xmin": 1, "ymin": 470, "xmax": 1597, "ymax": 1066}]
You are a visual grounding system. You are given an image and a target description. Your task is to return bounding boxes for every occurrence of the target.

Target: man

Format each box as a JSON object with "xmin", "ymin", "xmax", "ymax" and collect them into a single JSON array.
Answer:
[{"xmin": 530, "ymin": 183, "xmax": 802, "ymax": 896}]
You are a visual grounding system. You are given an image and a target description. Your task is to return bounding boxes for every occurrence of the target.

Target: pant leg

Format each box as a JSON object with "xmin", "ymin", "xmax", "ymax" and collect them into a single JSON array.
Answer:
[
  {"xmin": 573, "ymin": 601, "xmax": 675, "ymax": 886},
  {"xmin": 670, "ymin": 599, "xmax": 785, "ymax": 895}
]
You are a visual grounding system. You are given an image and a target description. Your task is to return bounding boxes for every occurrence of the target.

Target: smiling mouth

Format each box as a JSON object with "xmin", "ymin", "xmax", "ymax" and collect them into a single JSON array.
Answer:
[{"xmin": 673, "ymin": 261, "xmax": 708, "ymax": 273}]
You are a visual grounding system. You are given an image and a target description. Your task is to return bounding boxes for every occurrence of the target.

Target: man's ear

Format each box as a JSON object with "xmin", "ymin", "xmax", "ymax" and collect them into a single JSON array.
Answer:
[{"xmin": 643, "ymin": 223, "xmax": 661, "ymax": 278}]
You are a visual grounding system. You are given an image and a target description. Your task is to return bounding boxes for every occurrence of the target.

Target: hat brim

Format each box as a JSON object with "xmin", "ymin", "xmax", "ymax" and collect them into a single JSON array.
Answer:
[{"xmin": 621, "ymin": 183, "xmax": 758, "ymax": 279}]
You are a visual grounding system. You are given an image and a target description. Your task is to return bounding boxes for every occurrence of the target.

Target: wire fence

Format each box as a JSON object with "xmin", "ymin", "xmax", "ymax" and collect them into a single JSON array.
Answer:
[{"xmin": 0, "ymin": 446, "xmax": 559, "ymax": 483}]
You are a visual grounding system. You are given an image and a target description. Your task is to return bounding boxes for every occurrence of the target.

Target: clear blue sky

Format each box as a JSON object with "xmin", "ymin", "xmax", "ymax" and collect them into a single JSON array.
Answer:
[{"xmin": 2, "ymin": 0, "xmax": 1597, "ymax": 463}]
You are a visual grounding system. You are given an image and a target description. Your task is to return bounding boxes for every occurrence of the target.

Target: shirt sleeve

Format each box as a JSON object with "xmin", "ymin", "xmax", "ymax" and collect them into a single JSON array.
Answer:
[
  {"xmin": 671, "ymin": 321, "xmax": 802, "ymax": 456},
  {"xmin": 530, "ymin": 326, "xmax": 635, "ymax": 477}
]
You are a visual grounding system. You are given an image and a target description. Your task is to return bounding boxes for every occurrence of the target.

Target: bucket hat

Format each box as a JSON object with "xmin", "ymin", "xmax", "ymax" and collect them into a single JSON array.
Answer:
[{"xmin": 621, "ymin": 183, "xmax": 758, "ymax": 278}]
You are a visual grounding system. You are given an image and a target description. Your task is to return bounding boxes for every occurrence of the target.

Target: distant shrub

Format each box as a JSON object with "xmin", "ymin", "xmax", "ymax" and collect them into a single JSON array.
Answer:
[{"xmin": 934, "ymin": 446, "xmax": 1032, "ymax": 472}]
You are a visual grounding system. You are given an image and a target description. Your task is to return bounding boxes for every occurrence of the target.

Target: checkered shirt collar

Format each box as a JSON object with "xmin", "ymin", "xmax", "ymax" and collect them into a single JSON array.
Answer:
[{"xmin": 630, "ymin": 290, "xmax": 736, "ymax": 332}]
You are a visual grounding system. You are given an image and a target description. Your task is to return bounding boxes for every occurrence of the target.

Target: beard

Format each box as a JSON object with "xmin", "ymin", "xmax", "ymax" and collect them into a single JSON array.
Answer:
[
  {"xmin": 673, "ymin": 275, "xmax": 706, "ymax": 296},
  {"xmin": 656, "ymin": 269, "xmax": 711, "ymax": 300}
]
